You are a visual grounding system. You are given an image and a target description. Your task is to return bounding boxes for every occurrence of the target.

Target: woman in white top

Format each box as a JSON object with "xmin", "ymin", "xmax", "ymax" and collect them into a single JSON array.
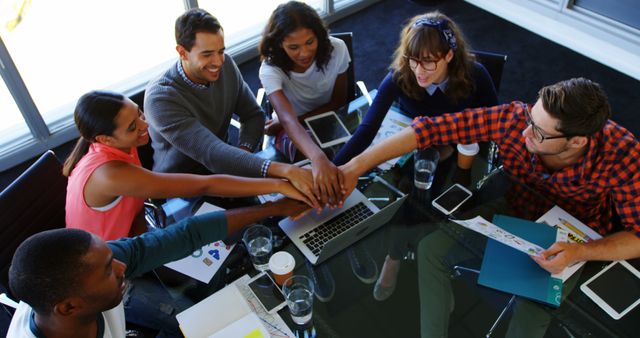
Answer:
[{"xmin": 259, "ymin": 0, "xmax": 351, "ymax": 206}]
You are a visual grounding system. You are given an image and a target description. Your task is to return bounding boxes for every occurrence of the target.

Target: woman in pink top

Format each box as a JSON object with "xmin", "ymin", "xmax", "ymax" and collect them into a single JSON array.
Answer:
[{"xmin": 63, "ymin": 90, "xmax": 312, "ymax": 240}]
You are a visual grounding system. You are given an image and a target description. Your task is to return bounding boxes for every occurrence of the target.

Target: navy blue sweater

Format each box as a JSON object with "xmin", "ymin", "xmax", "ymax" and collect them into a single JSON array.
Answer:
[{"xmin": 333, "ymin": 62, "xmax": 498, "ymax": 165}]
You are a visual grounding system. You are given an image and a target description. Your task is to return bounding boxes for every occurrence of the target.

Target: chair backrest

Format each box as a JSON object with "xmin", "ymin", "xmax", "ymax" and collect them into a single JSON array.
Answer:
[
  {"xmin": 129, "ymin": 90, "xmax": 155, "ymax": 170},
  {"xmin": 331, "ymin": 32, "xmax": 356, "ymax": 103},
  {"xmin": 472, "ymin": 50, "xmax": 507, "ymax": 93},
  {"xmin": 0, "ymin": 150, "xmax": 67, "ymax": 293}
]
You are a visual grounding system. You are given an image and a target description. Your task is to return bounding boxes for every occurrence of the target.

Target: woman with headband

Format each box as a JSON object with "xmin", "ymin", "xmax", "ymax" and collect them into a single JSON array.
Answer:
[{"xmin": 333, "ymin": 11, "xmax": 498, "ymax": 300}]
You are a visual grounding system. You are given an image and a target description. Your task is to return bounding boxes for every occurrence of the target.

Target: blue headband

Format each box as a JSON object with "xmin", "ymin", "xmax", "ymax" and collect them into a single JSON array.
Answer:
[{"xmin": 413, "ymin": 18, "xmax": 457, "ymax": 51}]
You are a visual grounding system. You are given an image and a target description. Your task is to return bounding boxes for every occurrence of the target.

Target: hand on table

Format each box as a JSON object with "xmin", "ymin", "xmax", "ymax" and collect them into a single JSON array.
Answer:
[
  {"xmin": 311, "ymin": 156, "xmax": 344, "ymax": 209},
  {"xmin": 531, "ymin": 242, "xmax": 582, "ymax": 274}
]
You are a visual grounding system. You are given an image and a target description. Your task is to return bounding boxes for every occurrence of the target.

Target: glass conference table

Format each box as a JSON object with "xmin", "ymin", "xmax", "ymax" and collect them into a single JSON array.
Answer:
[{"xmin": 163, "ymin": 94, "xmax": 639, "ymax": 337}]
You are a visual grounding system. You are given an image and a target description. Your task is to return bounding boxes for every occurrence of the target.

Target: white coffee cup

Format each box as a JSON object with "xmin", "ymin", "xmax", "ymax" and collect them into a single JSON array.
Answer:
[{"xmin": 269, "ymin": 251, "xmax": 295, "ymax": 285}]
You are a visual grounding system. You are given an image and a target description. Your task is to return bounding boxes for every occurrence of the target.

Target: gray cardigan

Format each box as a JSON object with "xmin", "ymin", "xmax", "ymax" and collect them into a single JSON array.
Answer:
[{"xmin": 144, "ymin": 57, "xmax": 266, "ymax": 176}]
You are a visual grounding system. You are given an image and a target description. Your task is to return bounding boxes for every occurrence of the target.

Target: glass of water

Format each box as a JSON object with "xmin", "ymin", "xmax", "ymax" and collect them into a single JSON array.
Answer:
[
  {"xmin": 282, "ymin": 275, "xmax": 315, "ymax": 325},
  {"xmin": 414, "ymin": 147, "xmax": 440, "ymax": 190},
  {"xmin": 242, "ymin": 224, "xmax": 273, "ymax": 271}
]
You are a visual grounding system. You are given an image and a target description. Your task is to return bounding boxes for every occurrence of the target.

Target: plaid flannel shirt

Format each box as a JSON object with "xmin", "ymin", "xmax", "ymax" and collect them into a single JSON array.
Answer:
[{"xmin": 412, "ymin": 101, "xmax": 640, "ymax": 237}]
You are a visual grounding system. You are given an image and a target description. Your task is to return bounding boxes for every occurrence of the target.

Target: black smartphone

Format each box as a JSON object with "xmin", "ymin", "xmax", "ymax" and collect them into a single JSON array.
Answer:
[{"xmin": 246, "ymin": 272, "xmax": 287, "ymax": 314}]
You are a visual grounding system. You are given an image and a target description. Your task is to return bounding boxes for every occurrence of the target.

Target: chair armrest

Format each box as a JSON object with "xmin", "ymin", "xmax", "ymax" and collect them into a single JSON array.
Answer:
[
  {"xmin": 144, "ymin": 201, "xmax": 167, "ymax": 229},
  {"xmin": 356, "ymin": 81, "xmax": 373, "ymax": 105}
]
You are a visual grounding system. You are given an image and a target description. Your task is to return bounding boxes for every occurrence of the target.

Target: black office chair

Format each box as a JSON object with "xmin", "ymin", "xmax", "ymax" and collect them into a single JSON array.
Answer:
[
  {"xmin": 331, "ymin": 32, "xmax": 357, "ymax": 104},
  {"xmin": 0, "ymin": 150, "xmax": 162, "ymax": 337},
  {"xmin": 472, "ymin": 50, "xmax": 508, "ymax": 180},
  {"xmin": 472, "ymin": 50, "xmax": 507, "ymax": 93},
  {"xmin": 0, "ymin": 150, "xmax": 67, "ymax": 296},
  {"xmin": 0, "ymin": 150, "xmax": 67, "ymax": 335}
]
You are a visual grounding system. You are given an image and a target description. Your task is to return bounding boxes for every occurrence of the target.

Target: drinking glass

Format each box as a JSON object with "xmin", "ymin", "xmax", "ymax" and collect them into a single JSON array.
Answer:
[
  {"xmin": 282, "ymin": 275, "xmax": 314, "ymax": 325},
  {"xmin": 242, "ymin": 224, "xmax": 273, "ymax": 271},
  {"xmin": 414, "ymin": 147, "xmax": 440, "ymax": 190}
]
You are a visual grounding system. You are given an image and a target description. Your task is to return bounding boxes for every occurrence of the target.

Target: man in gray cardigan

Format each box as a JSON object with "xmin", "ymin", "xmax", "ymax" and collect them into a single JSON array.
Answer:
[{"xmin": 144, "ymin": 8, "xmax": 318, "ymax": 206}]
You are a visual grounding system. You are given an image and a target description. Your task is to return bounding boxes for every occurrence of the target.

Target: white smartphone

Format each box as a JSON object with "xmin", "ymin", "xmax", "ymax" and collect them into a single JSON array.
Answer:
[
  {"xmin": 580, "ymin": 260, "xmax": 640, "ymax": 320},
  {"xmin": 246, "ymin": 272, "xmax": 287, "ymax": 314},
  {"xmin": 304, "ymin": 111, "xmax": 351, "ymax": 148},
  {"xmin": 431, "ymin": 183, "xmax": 473, "ymax": 215}
]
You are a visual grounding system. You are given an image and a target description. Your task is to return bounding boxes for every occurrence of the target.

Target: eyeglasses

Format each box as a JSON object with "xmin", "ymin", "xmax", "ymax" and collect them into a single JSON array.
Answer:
[
  {"xmin": 523, "ymin": 107, "xmax": 570, "ymax": 143},
  {"xmin": 404, "ymin": 55, "xmax": 440, "ymax": 72}
]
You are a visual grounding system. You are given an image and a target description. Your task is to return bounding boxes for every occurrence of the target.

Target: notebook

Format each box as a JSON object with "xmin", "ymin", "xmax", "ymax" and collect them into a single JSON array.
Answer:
[
  {"xmin": 176, "ymin": 283, "xmax": 268, "ymax": 338},
  {"xmin": 478, "ymin": 215, "xmax": 564, "ymax": 307}
]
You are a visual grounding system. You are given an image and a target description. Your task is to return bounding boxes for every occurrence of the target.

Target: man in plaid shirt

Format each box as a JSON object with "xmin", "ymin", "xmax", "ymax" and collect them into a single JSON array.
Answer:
[{"xmin": 340, "ymin": 78, "xmax": 640, "ymax": 337}]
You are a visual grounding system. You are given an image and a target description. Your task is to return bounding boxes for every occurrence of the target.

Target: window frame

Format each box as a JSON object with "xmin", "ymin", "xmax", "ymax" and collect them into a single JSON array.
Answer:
[{"xmin": 464, "ymin": 0, "xmax": 640, "ymax": 80}]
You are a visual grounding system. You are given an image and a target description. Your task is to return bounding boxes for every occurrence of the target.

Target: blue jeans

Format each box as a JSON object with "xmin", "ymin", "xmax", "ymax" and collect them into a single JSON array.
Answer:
[
  {"xmin": 417, "ymin": 198, "xmax": 581, "ymax": 338},
  {"xmin": 123, "ymin": 273, "xmax": 193, "ymax": 337}
]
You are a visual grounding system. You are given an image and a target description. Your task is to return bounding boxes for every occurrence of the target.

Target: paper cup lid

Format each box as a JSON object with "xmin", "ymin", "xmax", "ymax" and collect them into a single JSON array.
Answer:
[{"xmin": 269, "ymin": 251, "xmax": 295, "ymax": 274}]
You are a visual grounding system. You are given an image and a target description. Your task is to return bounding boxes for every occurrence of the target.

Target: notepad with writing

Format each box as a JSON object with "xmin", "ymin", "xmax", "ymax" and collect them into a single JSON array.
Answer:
[{"xmin": 478, "ymin": 215, "xmax": 564, "ymax": 307}]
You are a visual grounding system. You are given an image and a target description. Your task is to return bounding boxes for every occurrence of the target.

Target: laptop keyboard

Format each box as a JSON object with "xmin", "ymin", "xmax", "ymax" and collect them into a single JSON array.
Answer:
[{"xmin": 299, "ymin": 202, "xmax": 374, "ymax": 256}]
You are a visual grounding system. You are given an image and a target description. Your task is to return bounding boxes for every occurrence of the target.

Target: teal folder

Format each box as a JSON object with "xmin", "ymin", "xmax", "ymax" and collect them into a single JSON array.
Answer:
[{"xmin": 478, "ymin": 215, "xmax": 563, "ymax": 307}]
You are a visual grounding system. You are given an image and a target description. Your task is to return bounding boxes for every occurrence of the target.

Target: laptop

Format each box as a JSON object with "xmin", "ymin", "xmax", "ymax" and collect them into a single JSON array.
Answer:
[{"xmin": 279, "ymin": 176, "xmax": 407, "ymax": 265}]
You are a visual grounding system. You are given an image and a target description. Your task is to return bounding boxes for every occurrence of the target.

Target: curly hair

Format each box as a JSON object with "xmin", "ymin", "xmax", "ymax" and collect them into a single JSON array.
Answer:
[
  {"xmin": 175, "ymin": 8, "xmax": 222, "ymax": 51},
  {"xmin": 390, "ymin": 11, "xmax": 475, "ymax": 102},
  {"xmin": 259, "ymin": 1, "xmax": 333, "ymax": 74}
]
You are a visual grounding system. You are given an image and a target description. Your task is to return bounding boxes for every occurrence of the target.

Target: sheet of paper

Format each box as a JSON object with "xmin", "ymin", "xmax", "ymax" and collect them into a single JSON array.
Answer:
[
  {"xmin": 177, "ymin": 283, "xmax": 253, "ymax": 337},
  {"xmin": 164, "ymin": 203, "xmax": 235, "ymax": 283},
  {"xmin": 452, "ymin": 216, "xmax": 560, "ymax": 256},
  {"xmin": 208, "ymin": 312, "xmax": 269, "ymax": 338},
  {"xmin": 178, "ymin": 274, "xmax": 294, "ymax": 338},
  {"xmin": 537, "ymin": 205, "xmax": 602, "ymax": 243},
  {"xmin": 537, "ymin": 206, "xmax": 602, "ymax": 281},
  {"xmin": 369, "ymin": 109, "xmax": 413, "ymax": 170}
]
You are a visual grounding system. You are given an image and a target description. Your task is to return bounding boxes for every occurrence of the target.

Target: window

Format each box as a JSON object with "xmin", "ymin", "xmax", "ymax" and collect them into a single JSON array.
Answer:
[
  {"xmin": 1, "ymin": 0, "xmax": 184, "ymax": 131},
  {"xmin": 465, "ymin": 0, "xmax": 640, "ymax": 81},
  {"xmin": 574, "ymin": 0, "xmax": 640, "ymax": 30},
  {"xmin": 0, "ymin": 0, "xmax": 377, "ymax": 172},
  {"xmin": 198, "ymin": 0, "xmax": 324, "ymax": 49},
  {"xmin": 0, "ymin": 79, "xmax": 30, "ymax": 154}
]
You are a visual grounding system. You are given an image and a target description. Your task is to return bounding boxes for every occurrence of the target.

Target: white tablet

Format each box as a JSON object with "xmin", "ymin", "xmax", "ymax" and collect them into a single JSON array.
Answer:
[
  {"xmin": 580, "ymin": 260, "xmax": 640, "ymax": 320},
  {"xmin": 304, "ymin": 111, "xmax": 351, "ymax": 148}
]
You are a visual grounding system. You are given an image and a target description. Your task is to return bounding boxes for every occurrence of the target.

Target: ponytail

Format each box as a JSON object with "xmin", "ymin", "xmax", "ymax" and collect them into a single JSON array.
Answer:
[
  {"xmin": 63, "ymin": 90, "xmax": 125, "ymax": 176},
  {"xmin": 62, "ymin": 138, "xmax": 91, "ymax": 177}
]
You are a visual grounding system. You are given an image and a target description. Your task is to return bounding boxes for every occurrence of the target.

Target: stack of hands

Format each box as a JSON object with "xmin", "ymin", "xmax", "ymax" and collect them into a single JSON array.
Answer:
[{"xmin": 272, "ymin": 160, "xmax": 364, "ymax": 219}]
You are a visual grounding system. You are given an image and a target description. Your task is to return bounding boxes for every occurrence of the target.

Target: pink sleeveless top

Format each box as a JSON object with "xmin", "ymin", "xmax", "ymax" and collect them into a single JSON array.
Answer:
[{"xmin": 66, "ymin": 143, "xmax": 145, "ymax": 240}]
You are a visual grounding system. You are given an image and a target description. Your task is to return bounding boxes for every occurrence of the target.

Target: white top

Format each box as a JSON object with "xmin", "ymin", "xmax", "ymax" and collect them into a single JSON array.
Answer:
[
  {"xmin": 8, "ymin": 301, "xmax": 126, "ymax": 338},
  {"xmin": 259, "ymin": 36, "xmax": 351, "ymax": 116}
]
